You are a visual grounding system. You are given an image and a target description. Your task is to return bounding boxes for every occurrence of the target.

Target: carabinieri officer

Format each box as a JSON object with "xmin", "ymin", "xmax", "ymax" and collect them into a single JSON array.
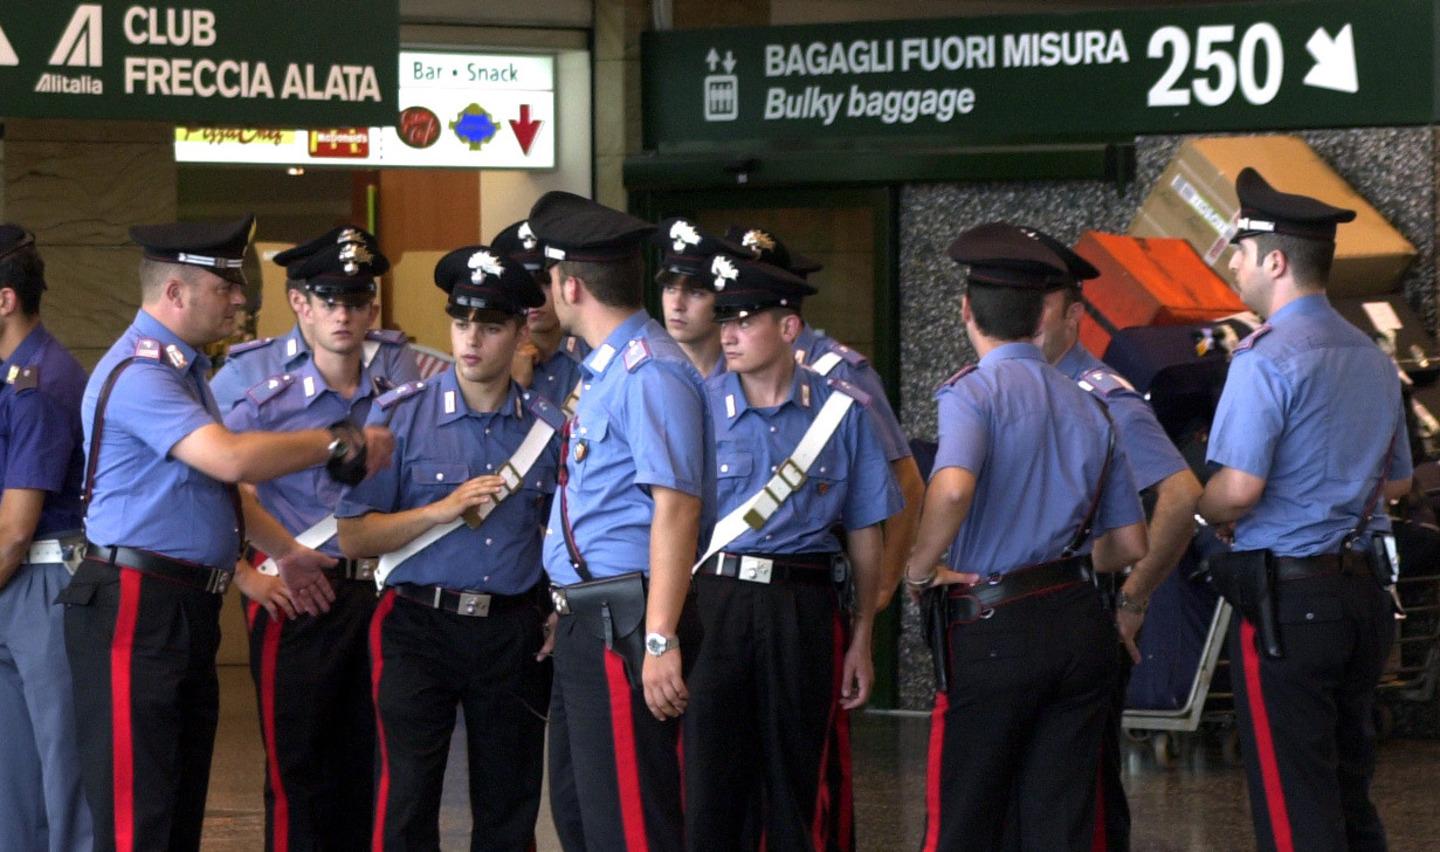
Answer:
[
  {"xmin": 1199, "ymin": 169, "xmax": 1412, "ymax": 852},
  {"xmin": 0, "ymin": 225, "xmax": 92, "ymax": 852},
  {"xmin": 656, "ymin": 217, "xmax": 743, "ymax": 380},
  {"xmin": 494, "ymin": 219, "xmax": 590, "ymax": 410},
  {"xmin": 337, "ymin": 246, "xmax": 559, "ymax": 851},
  {"xmin": 63, "ymin": 216, "xmax": 392, "ymax": 852},
  {"xmin": 223, "ymin": 234, "xmax": 398, "ymax": 851},
  {"xmin": 685, "ymin": 254, "xmax": 900, "ymax": 850},
  {"xmin": 210, "ymin": 225, "xmax": 418, "ymax": 415},
  {"xmin": 904, "ymin": 223, "xmax": 1148, "ymax": 852},
  {"xmin": 531, "ymin": 191, "xmax": 713, "ymax": 852},
  {"xmin": 1033, "ymin": 229, "xmax": 1202, "ymax": 851}
]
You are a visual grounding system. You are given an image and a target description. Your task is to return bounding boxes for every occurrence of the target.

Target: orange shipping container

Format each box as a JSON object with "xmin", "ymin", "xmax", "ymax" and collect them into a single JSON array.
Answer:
[{"xmin": 1073, "ymin": 231, "xmax": 1248, "ymax": 356}]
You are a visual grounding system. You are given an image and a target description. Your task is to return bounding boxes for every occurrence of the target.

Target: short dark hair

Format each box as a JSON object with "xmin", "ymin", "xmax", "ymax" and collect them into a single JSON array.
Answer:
[
  {"xmin": 967, "ymin": 282, "xmax": 1044, "ymax": 341},
  {"xmin": 1251, "ymin": 233, "xmax": 1335, "ymax": 288},
  {"xmin": 559, "ymin": 256, "xmax": 643, "ymax": 309},
  {"xmin": 0, "ymin": 245, "xmax": 44, "ymax": 316}
]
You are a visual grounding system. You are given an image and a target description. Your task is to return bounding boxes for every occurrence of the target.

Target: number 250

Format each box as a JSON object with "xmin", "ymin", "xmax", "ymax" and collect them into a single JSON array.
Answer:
[{"xmin": 1147, "ymin": 23, "xmax": 1284, "ymax": 108}]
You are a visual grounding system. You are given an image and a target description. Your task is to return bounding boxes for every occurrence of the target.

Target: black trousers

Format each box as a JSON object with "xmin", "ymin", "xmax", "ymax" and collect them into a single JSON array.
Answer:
[
  {"xmin": 685, "ymin": 575, "xmax": 849, "ymax": 852},
  {"xmin": 1093, "ymin": 640, "xmax": 1134, "ymax": 851},
  {"xmin": 1229, "ymin": 574, "xmax": 1393, "ymax": 852},
  {"xmin": 548, "ymin": 604, "xmax": 693, "ymax": 852},
  {"xmin": 60, "ymin": 560, "xmax": 223, "ymax": 852},
  {"xmin": 368, "ymin": 587, "xmax": 549, "ymax": 852},
  {"xmin": 922, "ymin": 583, "xmax": 1117, "ymax": 852},
  {"xmin": 245, "ymin": 578, "xmax": 377, "ymax": 852}
]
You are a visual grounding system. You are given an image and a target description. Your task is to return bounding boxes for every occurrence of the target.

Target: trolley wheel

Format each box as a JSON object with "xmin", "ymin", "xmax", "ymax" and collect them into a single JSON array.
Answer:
[
  {"xmin": 1222, "ymin": 728, "xmax": 1243, "ymax": 767},
  {"xmin": 1374, "ymin": 703, "xmax": 1395, "ymax": 741},
  {"xmin": 1152, "ymin": 731, "xmax": 1178, "ymax": 769}
]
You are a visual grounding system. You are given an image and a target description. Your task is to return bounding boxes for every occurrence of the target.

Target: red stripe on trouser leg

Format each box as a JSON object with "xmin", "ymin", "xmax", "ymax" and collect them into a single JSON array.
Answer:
[
  {"xmin": 811, "ymin": 614, "xmax": 844, "ymax": 849},
  {"xmin": 260, "ymin": 613, "xmax": 290, "ymax": 852},
  {"xmin": 676, "ymin": 729, "xmax": 686, "ymax": 813},
  {"xmin": 110, "ymin": 569, "xmax": 142, "ymax": 852},
  {"xmin": 245, "ymin": 599, "xmax": 259, "ymax": 632},
  {"xmin": 603, "ymin": 649, "xmax": 650, "ymax": 852},
  {"xmin": 1091, "ymin": 750, "xmax": 1107, "ymax": 852},
  {"xmin": 922, "ymin": 691, "xmax": 949, "ymax": 852},
  {"xmin": 369, "ymin": 591, "xmax": 398, "ymax": 852},
  {"xmin": 1240, "ymin": 620, "xmax": 1295, "ymax": 852}
]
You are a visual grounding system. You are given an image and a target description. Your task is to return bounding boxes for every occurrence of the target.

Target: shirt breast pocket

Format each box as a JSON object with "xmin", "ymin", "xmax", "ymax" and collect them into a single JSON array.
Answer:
[
  {"xmin": 569, "ymin": 415, "xmax": 610, "ymax": 493},
  {"xmin": 412, "ymin": 461, "xmax": 471, "ymax": 492},
  {"xmin": 716, "ymin": 448, "xmax": 754, "ymax": 506},
  {"xmin": 807, "ymin": 447, "xmax": 848, "ymax": 497}
]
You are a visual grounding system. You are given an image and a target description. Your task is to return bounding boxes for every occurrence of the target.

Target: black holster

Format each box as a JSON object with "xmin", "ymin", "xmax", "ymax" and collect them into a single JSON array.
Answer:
[
  {"xmin": 562, "ymin": 572, "xmax": 648, "ymax": 689},
  {"xmin": 920, "ymin": 587, "xmax": 950, "ymax": 693},
  {"xmin": 1205, "ymin": 549, "xmax": 1284, "ymax": 659}
]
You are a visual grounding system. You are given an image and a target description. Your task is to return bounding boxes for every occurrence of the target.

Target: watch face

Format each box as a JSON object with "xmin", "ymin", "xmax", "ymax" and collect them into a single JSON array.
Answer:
[{"xmin": 645, "ymin": 634, "xmax": 669, "ymax": 655}]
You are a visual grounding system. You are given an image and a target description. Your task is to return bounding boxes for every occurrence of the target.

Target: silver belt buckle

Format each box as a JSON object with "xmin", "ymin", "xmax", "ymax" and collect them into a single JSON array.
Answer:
[
  {"xmin": 738, "ymin": 555, "xmax": 774, "ymax": 584},
  {"xmin": 458, "ymin": 591, "xmax": 492, "ymax": 617},
  {"xmin": 209, "ymin": 570, "xmax": 231, "ymax": 595},
  {"xmin": 551, "ymin": 587, "xmax": 571, "ymax": 615},
  {"xmin": 353, "ymin": 558, "xmax": 377, "ymax": 581}
]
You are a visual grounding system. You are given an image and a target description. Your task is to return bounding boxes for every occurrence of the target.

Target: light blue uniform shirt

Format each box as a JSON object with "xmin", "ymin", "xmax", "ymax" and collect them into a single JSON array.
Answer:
[
  {"xmin": 211, "ymin": 323, "xmax": 419, "ymax": 415},
  {"xmin": 0, "ymin": 324, "xmax": 87, "ymax": 539},
  {"xmin": 527, "ymin": 335, "xmax": 588, "ymax": 407},
  {"xmin": 1207, "ymin": 294, "xmax": 1412, "ymax": 556},
  {"xmin": 223, "ymin": 357, "xmax": 385, "ymax": 558},
  {"xmin": 933, "ymin": 342, "xmax": 1142, "ymax": 575},
  {"xmin": 1056, "ymin": 343, "xmax": 1188, "ymax": 493},
  {"xmin": 337, "ymin": 370, "xmax": 559, "ymax": 593},
  {"xmin": 544, "ymin": 311, "xmax": 714, "ymax": 586},
  {"xmin": 709, "ymin": 367, "xmax": 900, "ymax": 554},
  {"xmin": 83, "ymin": 310, "xmax": 239, "ymax": 568},
  {"xmin": 794, "ymin": 324, "xmax": 911, "ymax": 463}
]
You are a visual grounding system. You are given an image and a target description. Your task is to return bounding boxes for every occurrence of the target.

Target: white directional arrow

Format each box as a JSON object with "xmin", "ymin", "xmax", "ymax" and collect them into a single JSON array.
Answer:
[
  {"xmin": 706, "ymin": 48, "xmax": 720, "ymax": 72},
  {"xmin": 1304, "ymin": 24, "xmax": 1358, "ymax": 93},
  {"xmin": 722, "ymin": 50, "xmax": 736, "ymax": 74},
  {"xmin": 0, "ymin": 23, "xmax": 17, "ymax": 67}
]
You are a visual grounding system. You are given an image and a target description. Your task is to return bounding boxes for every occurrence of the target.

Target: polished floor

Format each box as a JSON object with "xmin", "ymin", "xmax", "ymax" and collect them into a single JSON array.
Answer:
[{"xmin": 200, "ymin": 665, "xmax": 1439, "ymax": 850}]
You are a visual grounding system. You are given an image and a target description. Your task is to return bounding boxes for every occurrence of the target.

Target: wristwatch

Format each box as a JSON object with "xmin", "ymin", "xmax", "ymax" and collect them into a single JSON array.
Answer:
[
  {"xmin": 1116, "ymin": 591, "xmax": 1147, "ymax": 616},
  {"xmin": 644, "ymin": 632, "xmax": 678, "ymax": 657}
]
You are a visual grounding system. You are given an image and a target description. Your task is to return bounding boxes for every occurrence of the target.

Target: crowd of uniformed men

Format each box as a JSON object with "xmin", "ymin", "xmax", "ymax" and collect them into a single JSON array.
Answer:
[{"xmin": 0, "ymin": 168, "xmax": 1409, "ymax": 852}]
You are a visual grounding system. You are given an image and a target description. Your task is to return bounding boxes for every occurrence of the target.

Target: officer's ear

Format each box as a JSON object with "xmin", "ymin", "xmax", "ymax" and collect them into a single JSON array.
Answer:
[
  {"xmin": 778, "ymin": 311, "xmax": 803, "ymax": 344},
  {"xmin": 286, "ymin": 286, "xmax": 308, "ymax": 316},
  {"xmin": 0, "ymin": 286, "xmax": 18, "ymax": 318},
  {"xmin": 1263, "ymin": 247, "xmax": 1289, "ymax": 280}
]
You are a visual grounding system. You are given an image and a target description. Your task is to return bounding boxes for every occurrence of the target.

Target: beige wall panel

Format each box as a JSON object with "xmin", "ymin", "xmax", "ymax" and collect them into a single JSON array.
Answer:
[
  {"xmin": 5, "ymin": 141, "xmax": 177, "ymax": 246},
  {"xmin": 41, "ymin": 247, "xmax": 146, "ymax": 368}
]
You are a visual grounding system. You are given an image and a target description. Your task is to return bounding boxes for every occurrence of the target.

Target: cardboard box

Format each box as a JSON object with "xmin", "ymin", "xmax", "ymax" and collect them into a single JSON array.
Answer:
[
  {"xmin": 1073, "ymin": 231, "xmax": 1248, "ymax": 356},
  {"xmin": 1128, "ymin": 136, "xmax": 1416, "ymax": 297}
]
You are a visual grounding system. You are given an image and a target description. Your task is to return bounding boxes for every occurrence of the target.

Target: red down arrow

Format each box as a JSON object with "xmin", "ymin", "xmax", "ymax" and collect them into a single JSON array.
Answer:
[{"xmin": 509, "ymin": 105, "xmax": 542, "ymax": 155}]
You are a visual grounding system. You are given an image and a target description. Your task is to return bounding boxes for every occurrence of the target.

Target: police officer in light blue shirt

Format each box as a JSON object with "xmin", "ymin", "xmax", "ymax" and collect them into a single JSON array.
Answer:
[
  {"xmin": 1199, "ymin": 169, "xmax": 1412, "ymax": 852},
  {"xmin": 222, "ymin": 234, "xmax": 399, "ymax": 851},
  {"xmin": 905, "ymin": 223, "xmax": 1147, "ymax": 852},
  {"xmin": 210, "ymin": 226, "xmax": 419, "ymax": 416},
  {"xmin": 656, "ymin": 217, "xmax": 745, "ymax": 381},
  {"xmin": 62, "ymin": 215, "xmax": 391, "ymax": 852},
  {"xmin": 0, "ymin": 226, "xmax": 92, "ymax": 852},
  {"xmin": 337, "ymin": 245, "xmax": 558, "ymax": 851},
  {"xmin": 494, "ymin": 220, "xmax": 591, "ymax": 410},
  {"xmin": 531, "ymin": 191, "xmax": 710, "ymax": 852},
  {"xmin": 1033, "ymin": 230, "xmax": 1202, "ymax": 851},
  {"xmin": 685, "ymin": 254, "xmax": 900, "ymax": 851}
]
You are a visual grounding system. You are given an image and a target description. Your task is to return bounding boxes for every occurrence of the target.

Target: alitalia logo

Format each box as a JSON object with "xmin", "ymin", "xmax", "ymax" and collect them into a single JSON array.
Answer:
[{"xmin": 34, "ymin": 72, "xmax": 102, "ymax": 94}]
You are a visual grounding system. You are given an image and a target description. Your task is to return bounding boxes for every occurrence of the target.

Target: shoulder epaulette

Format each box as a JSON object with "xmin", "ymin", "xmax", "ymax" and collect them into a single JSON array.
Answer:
[
  {"xmin": 4, "ymin": 364, "xmax": 39, "ymax": 392},
  {"xmin": 246, "ymin": 373, "xmax": 294, "ymax": 407},
  {"xmin": 1234, "ymin": 323, "xmax": 1272, "ymax": 353},
  {"xmin": 134, "ymin": 337, "xmax": 163, "ymax": 361},
  {"xmin": 525, "ymin": 392, "xmax": 566, "ymax": 431},
  {"xmin": 827, "ymin": 377, "xmax": 872, "ymax": 407},
  {"xmin": 377, "ymin": 380, "xmax": 427, "ymax": 410},
  {"xmin": 937, "ymin": 364, "xmax": 978, "ymax": 390},
  {"xmin": 834, "ymin": 344, "xmax": 868, "ymax": 367},
  {"xmin": 227, "ymin": 337, "xmax": 275, "ymax": 356},
  {"xmin": 1076, "ymin": 369, "xmax": 1136, "ymax": 399},
  {"xmin": 366, "ymin": 328, "xmax": 408, "ymax": 346},
  {"xmin": 622, "ymin": 337, "xmax": 652, "ymax": 372}
]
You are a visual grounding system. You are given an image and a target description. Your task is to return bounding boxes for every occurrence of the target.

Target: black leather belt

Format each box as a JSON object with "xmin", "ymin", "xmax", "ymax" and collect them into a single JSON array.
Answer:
[
  {"xmin": 84, "ymin": 543, "xmax": 230, "ymax": 595},
  {"xmin": 945, "ymin": 555, "xmax": 1094, "ymax": 623},
  {"xmin": 700, "ymin": 552, "xmax": 837, "ymax": 586},
  {"xmin": 1273, "ymin": 553, "xmax": 1368, "ymax": 581},
  {"xmin": 391, "ymin": 583, "xmax": 536, "ymax": 618}
]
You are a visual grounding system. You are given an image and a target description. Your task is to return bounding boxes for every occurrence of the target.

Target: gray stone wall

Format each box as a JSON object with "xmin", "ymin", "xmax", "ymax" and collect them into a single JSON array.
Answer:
[
  {"xmin": 0, "ymin": 119, "xmax": 177, "ymax": 368},
  {"xmin": 895, "ymin": 127, "xmax": 1439, "ymax": 710}
]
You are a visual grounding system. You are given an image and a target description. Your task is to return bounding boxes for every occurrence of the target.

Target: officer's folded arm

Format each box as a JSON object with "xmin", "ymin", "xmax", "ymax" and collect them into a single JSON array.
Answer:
[
  {"xmin": 904, "ymin": 465, "xmax": 980, "ymax": 588},
  {"xmin": 0, "ymin": 488, "xmax": 45, "ymax": 592},
  {"xmin": 1197, "ymin": 466, "xmax": 1266, "ymax": 525},
  {"xmin": 171, "ymin": 421, "xmax": 337, "ymax": 484}
]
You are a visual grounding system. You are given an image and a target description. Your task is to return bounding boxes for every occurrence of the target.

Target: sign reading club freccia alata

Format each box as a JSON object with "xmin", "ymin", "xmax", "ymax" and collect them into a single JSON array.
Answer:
[
  {"xmin": 642, "ymin": 0, "xmax": 1433, "ymax": 150},
  {"xmin": 0, "ymin": 2, "xmax": 398, "ymax": 125}
]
